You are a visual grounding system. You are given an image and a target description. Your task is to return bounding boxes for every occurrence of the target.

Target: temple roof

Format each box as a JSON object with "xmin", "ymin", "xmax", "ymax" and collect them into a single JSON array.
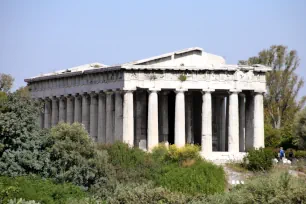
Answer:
[{"xmin": 25, "ymin": 47, "xmax": 271, "ymax": 82}]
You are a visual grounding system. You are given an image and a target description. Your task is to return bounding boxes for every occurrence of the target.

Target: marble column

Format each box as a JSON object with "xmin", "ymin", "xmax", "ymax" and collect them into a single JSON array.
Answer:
[
  {"xmin": 74, "ymin": 94, "xmax": 82, "ymax": 123},
  {"xmin": 201, "ymin": 90, "xmax": 213, "ymax": 154},
  {"xmin": 106, "ymin": 92, "xmax": 114, "ymax": 144},
  {"xmin": 98, "ymin": 92, "xmax": 106, "ymax": 143},
  {"xmin": 185, "ymin": 92, "xmax": 194, "ymax": 144},
  {"xmin": 114, "ymin": 91, "xmax": 123, "ymax": 142},
  {"xmin": 82, "ymin": 93, "xmax": 90, "ymax": 132},
  {"xmin": 59, "ymin": 96, "xmax": 66, "ymax": 122},
  {"xmin": 147, "ymin": 89, "xmax": 159, "ymax": 150},
  {"xmin": 245, "ymin": 93, "xmax": 254, "ymax": 151},
  {"xmin": 123, "ymin": 90, "xmax": 134, "ymax": 146},
  {"xmin": 253, "ymin": 91, "xmax": 265, "ymax": 148},
  {"xmin": 90, "ymin": 92, "xmax": 98, "ymax": 140},
  {"xmin": 228, "ymin": 90, "xmax": 239, "ymax": 153},
  {"xmin": 44, "ymin": 98, "xmax": 51, "ymax": 128},
  {"xmin": 51, "ymin": 97, "xmax": 59, "ymax": 126},
  {"xmin": 175, "ymin": 89, "xmax": 185, "ymax": 147},
  {"xmin": 66, "ymin": 95, "xmax": 74, "ymax": 124},
  {"xmin": 239, "ymin": 93, "xmax": 246, "ymax": 152},
  {"xmin": 159, "ymin": 91, "xmax": 169, "ymax": 143}
]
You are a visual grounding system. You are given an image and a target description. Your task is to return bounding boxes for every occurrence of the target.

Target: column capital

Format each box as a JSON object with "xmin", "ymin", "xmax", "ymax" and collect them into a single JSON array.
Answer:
[
  {"xmin": 74, "ymin": 93, "xmax": 82, "ymax": 99},
  {"xmin": 148, "ymin": 88, "xmax": 160, "ymax": 93},
  {"xmin": 66, "ymin": 94, "xmax": 74, "ymax": 99},
  {"xmin": 202, "ymin": 88, "xmax": 215, "ymax": 93},
  {"xmin": 105, "ymin": 90, "xmax": 114, "ymax": 95},
  {"xmin": 122, "ymin": 89, "xmax": 134, "ymax": 94},
  {"xmin": 239, "ymin": 92, "xmax": 246, "ymax": 97},
  {"xmin": 90, "ymin": 91, "xmax": 97, "ymax": 97},
  {"xmin": 229, "ymin": 89, "xmax": 242, "ymax": 93},
  {"xmin": 51, "ymin": 96, "xmax": 58, "ymax": 101},
  {"xmin": 254, "ymin": 90, "xmax": 266, "ymax": 94},
  {"xmin": 175, "ymin": 88, "xmax": 187, "ymax": 93}
]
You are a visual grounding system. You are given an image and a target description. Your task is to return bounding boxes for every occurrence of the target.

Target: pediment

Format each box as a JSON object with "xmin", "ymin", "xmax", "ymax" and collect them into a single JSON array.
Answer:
[{"xmin": 124, "ymin": 47, "xmax": 226, "ymax": 68}]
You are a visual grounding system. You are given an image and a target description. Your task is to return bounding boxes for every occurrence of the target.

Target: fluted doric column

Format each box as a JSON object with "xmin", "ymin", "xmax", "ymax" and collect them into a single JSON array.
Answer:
[
  {"xmin": 51, "ymin": 97, "xmax": 59, "ymax": 126},
  {"xmin": 239, "ymin": 93, "xmax": 246, "ymax": 152},
  {"xmin": 147, "ymin": 89, "xmax": 159, "ymax": 150},
  {"xmin": 114, "ymin": 91, "xmax": 123, "ymax": 142},
  {"xmin": 98, "ymin": 92, "xmax": 106, "ymax": 143},
  {"xmin": 201, "ymin": 90, "xmax": 213, "ymax": 154},
  {"xmin": 59, "ymin": 96, "xmax": 66, "ymax": 122},
  {"xmin": 44, "ymin": 98, "xmax": 51, "ymax": 128},
  {"xmin": 66, "ymin": 95, "xmax": 74, "ymax": 124},
  {"xmin": 74, "ymin": 94, "xmax": 82, "ymax": 123},
  {"xmin": 228, "ymin": 90, "xmax": 240, "ymax": 153},
  {"xmin": 105, "ymin": 91, "xmax": 114, "ymax": 144},
  {"xmin": 253, "ymin": 91, "xmax": 265, "ymax": 148},
  {"xmin": 82, "ymin": 93, "xmax": 90, "ymax": 132},
  {"xmin": 175, "ymin": 89, "xmax": 186, "ymax": 147},
  {"xmin": 123, "ymin": 90, "xmax": 134, "ymax": 146},
  {"xmin": 90, "ymin": 92, "xmax": 98, "ymax": 140}
]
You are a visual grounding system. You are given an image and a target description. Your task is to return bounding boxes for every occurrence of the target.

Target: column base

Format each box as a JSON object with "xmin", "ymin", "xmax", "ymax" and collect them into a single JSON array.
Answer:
[{"xmin": 200, "ymin": 151, "xmax": 247, "ymax": 164}]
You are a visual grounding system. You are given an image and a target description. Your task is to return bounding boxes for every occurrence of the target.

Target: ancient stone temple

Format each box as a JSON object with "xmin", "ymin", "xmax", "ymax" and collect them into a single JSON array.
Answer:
[{"xmin": 25, "ymin": 47, "xmax": 271, "ymax": 162}]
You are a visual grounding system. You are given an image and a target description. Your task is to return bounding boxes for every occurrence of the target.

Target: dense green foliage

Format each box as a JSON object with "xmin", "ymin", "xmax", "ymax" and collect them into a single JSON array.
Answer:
[
  {"xmin": 0, "ymin": 176, "xmax": 86, "ymax": 204},
  {"xmin": 293, "ymin": 108, "xmax": 306, "ymax": 149},
  {"xmin": 156, "ymin": 161, "xmax": 225, "ymax": 195},
  {"xmin": 243, "ymin": 148, "xmax": 275, "ymax": 171},
  {"xmin": 198, "ymin": 172, "xmax": 306, "ymax": 204},
  {"xmin": 48, "ymin": 123, "xmax": 114, "ymax": 188},
  {"xmin": 98, "ymin": 143, "xmax": 225, "ymax": 196},
  {"xmin": 1, "ymin": 75, "xmax": 305, "ymax": 203},
  {"xmin": 0, "ymin": 93, "xmax": 50, "ymax": 176}
]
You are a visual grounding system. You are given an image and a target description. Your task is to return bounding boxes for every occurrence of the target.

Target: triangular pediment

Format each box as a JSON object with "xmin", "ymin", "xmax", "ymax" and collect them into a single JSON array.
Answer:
[{"xmin": 123, "ymin": 47, "xmax": 226, "ymax": 68}]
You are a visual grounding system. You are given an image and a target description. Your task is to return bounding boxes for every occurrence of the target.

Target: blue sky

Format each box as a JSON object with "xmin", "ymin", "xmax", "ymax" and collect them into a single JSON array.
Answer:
[{"xmin": 1, "ymin": 0, "xmax": 305, "ymax": 96}]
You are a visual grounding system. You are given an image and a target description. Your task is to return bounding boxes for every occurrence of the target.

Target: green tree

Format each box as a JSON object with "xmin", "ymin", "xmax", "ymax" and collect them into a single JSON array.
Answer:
[
  {"xmin": 239, "ymin": 45, "xmax": 306, "ymax": 147},
  {"xmin": 0, "ymin": 93, "xmax": 50, "ymax": 176},
  {"xmin": 0, "ymin": 73, "xmax": 14, "ymax": 93},
  {"xmin": 239, "ymin": 45, "xmax": 305, "ymax": 129},
  {"xmin": 293, "ymin": 108, "xmax": 306, "ymax": 149},
  {"xmin": 15, "ymin": 86, "xmax": 30, "ymax": 98},
  {"xmin": 48, "ymin": 122, "xmax": 114, "ymax": 187}
]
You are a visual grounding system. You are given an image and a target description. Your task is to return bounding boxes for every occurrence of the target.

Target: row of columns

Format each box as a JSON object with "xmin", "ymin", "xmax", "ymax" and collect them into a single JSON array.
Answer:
[{"xmin": 41, "ymin": 89, "xmax": 264, "ymax": 153}]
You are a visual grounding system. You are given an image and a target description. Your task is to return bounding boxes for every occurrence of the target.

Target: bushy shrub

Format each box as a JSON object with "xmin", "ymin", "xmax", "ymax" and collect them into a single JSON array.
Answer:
[
  {"xmin": 293, "ymin": 108, "xmax": 306, "ymax": 149},
  {"xmin": 264, "ymin": 123, "xmax": 281, "ymax": 148},
  {"xmin": 151, "ymin": 144, "xmax": 168, "ymax": 162},
  {"xmin": 97, "ymin": 142, "xmax": 155, "ymax": 183},
  {"xmin": 295, "ymin": 150, "xmax": 306, "ymax": 159},
  {"xmin": 7, "ymin": 198, "xmax": 41, "ymax": 204},
  {"xmin": 0, "ymin": 176, "xmax": 86, "ymax": 204},
  {"xmin": 0, "ymin": 93, "xmax": 51, "ymax": 177},
  {"xmin": 243, "ymin": 148, "xmax": 275, "ymax": 171},
  {"xmin": 166, "ymin": 144, "xmax": 201, "ymax": 163},
  {"xmin": 48, "ymin": 123, "xmax": 114, "ymax": 187},
  {"xmin": 106, "ymin": 182, "xmax": 190, "ymax": 204},
  {"xmin": 155, "ymin": 160, "xmax": 226, "ymax": 195},
  {"xmin": 192, "ymin": 171, "xmax": 306, "ymax": 204}
]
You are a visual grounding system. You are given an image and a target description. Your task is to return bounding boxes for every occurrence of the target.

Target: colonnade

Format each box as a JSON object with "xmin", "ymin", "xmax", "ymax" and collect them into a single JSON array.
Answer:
[{"xmin": 40, "ymin": 89, "xmax": 265, "ymax": 153}]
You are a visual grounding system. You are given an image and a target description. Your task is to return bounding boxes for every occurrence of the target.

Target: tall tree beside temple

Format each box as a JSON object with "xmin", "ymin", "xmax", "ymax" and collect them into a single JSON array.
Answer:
[
  {"xmin": 0, "ymin": 73, "xmax": 14, "ymax": 93},
  {"xmin": 239, "ymin": 45, "xmax": 306, "ymax": 130}
]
